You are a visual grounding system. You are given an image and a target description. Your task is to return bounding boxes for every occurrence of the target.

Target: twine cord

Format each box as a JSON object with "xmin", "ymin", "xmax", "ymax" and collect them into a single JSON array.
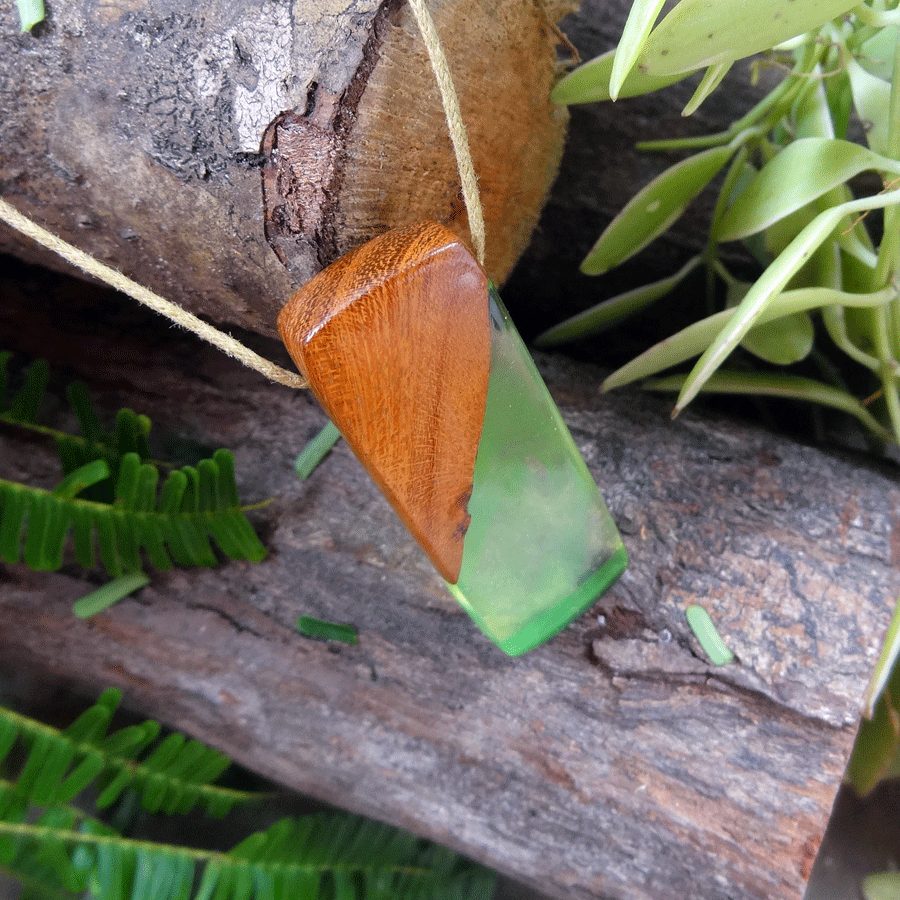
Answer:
[
  {"xmin": 407, "ymin": 0, "xmax": 486, "ymax": 267},
  {"xmin": 0, "ymin": 198, "xmax": 308, "ymax": 389},
  {"xmin": 0, "ymin": 0, "xmax": 484, "ymax": 383}
]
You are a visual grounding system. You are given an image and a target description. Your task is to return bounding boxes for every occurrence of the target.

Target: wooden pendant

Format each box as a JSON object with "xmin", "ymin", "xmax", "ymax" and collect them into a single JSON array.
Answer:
[{"xmin": 277, "ymin": 221, "xmax": 491, "ymax": 584}]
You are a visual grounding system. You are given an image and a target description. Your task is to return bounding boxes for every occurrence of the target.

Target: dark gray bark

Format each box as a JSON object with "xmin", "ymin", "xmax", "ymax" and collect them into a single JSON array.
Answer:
[
  {"xmin": 2, "ymin": 264, "xmax": 897, "ymax": 900},
  {"xmin": 0, "ymin": 0, "xmax": 567, "ymax": 334}
]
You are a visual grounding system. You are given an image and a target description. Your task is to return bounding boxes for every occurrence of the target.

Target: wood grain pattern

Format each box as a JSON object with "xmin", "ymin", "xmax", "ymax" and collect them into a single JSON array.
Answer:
[
  {"xmin": 277, "ymin": 222, "xmax": 490, "ymax": 583},
  {"xmin": 3, "ymin": 275, "xmax": 899, "ymax": 900}
]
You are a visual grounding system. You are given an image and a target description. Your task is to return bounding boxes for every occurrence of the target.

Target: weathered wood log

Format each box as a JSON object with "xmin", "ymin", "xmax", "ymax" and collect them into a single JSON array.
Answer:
[
  {"xmin": 2, "ymin": 264, "xmax": 898, "ymax": 900},
  {"xmin": 0, "ymin": 0, "xmax": 571, "ymax": 336},
  {"xmin": 0, "ymin": 0, "xmax": 778, "ymax": 342}
]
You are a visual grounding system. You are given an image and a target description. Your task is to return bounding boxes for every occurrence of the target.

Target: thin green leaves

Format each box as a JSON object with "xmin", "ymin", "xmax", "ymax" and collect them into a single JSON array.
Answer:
[
  {"xmin": 0, "ymin": 689, "xmax": 256, "ymax": 817},
  {"xmin": 297, "ymin": 616, "xmax": 359, "ymax": 645},
  {"xmin": 551, "ymin": 49, "xmax": 687, "ymax": 105},
  {"xmin": 603, "ymin": 284, "xmax": 895, "ymax": 389},
  {"xmin": 848, "ymin": 640, "xmax": 900, "ymax": 796},
  {"xmin": 294, "ymin": 421, "xmax": 341, "ymax": 478},
  {"xmin": 846, "ymin": 56, "xmax": 894, "ymax": 154},
  {"xmin": 1, "ymin": 358, "xmax": 267, "ymax": 597},
  {"xmin": 863, "ymin": 595, "xmax": 900, "ymax": 724},
  {"xmin": 582, "ymin": 144, "xmax": 733, "ymax": 275},
  {"xmin": 641, "ymin": 0, "xmax": 859, "ymax": 76},
  {"xmin": 682, "ymin": 62, "xmax": 732, "ymax": 117},
  {"xmin": 715, "ymin": 138, "xmax": 900, "ymax": 241},
  {"xmin": 544, "ymin": 9, "xmax": 900, "ymax": 445},
  {"xmin": 535, "ymin": 255, "xmax": 703, "ymax": 346},
  {"xmin": 52, "ymin": 461, "xmax": 111, "ymax": 501},
  {"xmin": 685, "ymin": 605, "xmax": 734, "ymax": 666},
  {"xmin": 0, "ymin": 449, "xmax": 266, "ymax": 578},
  {"xmin": 739, "ymin": 310, "xmax": 814, "ymax": 365},
  {"xmin": 0, "ymin": 690, "xmax": 496, "ymax": 900},
  {"xmin": 675, "ymin": 185, "xmax": 900, "ymax": 413},
  {"xmin": 553, "ymin": 0, "xmax": 855, "ymax": 110},
  {"xmin": 645, "ymin": 371, "xmax": 895, "ymax": 440},
  {"xmin": 3, "ymin": 357, "xmax": 48, "ymax": 423},
  {"xmin": 608, "ymin": 0, "xmax": 667, "ymax": 100}
]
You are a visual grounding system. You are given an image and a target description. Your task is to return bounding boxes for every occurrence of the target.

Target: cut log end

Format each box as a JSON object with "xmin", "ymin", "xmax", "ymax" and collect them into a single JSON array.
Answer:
[{"xmin": 262, "ymin": 0, "xmax": 568, "ymax": 290}]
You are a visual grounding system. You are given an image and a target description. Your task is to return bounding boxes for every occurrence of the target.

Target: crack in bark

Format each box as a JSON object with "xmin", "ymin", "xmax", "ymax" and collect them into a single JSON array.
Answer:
[
  {"xmin": 184, "ymin": 601, "xmax": 266, "ymax": 638},
  {"xmin": 260, "ymin": 0, "xmax": 403, "ymax": 281}
]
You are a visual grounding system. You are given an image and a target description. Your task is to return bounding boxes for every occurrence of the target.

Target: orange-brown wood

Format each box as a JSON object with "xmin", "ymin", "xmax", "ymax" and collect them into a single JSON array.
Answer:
[{"xmin": 277, "ymin": 221, "xmax": 491, "ymax": 583}]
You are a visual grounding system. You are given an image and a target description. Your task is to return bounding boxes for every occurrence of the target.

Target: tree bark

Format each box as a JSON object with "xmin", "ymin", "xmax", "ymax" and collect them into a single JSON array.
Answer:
[
  {"xmin": 2, "ymin": 263, "xmax": 897, "ymax": 900},
  {"xmin": 0, "ymin": 0, "xmax": 569, "ymax": 337},
  {"xmin": 0, "ymin": 0, "xmax": 780, "ymax": 345}
]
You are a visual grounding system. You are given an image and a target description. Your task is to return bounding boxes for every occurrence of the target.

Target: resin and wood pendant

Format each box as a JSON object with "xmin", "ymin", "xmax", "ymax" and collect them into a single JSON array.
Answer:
[{"xmin": 278, "ymin": 221, "xmax": 627, "ymax": 655}]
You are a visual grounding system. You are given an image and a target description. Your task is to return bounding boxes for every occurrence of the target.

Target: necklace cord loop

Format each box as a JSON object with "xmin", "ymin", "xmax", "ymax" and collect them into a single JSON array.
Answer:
[{"xmin": 407, "ymin": 0, "xmax": 486, "ymax": 268}]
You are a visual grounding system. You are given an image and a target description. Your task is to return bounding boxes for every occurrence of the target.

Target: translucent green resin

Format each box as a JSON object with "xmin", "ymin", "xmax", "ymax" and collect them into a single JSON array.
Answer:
[{"xmin": 446, "ymin": 287, "xmax": 627, "ymax": 655}]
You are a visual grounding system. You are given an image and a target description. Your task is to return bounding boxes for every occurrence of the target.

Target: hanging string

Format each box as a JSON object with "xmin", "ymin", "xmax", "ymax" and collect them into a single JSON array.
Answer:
[
  {"xmin": 0, "ymin": 0, "xmax": 485, "ymax": 381},
  {"xmin": 407, "ymin": 0, "xmax": 486, "ymax": 267},
  {"xmin": 0, "ymin": 198, "xmax": 308, "ymax": 389}
]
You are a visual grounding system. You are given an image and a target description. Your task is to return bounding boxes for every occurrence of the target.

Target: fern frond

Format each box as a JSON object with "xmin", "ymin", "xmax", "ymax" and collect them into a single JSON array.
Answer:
[
  {"xmin": 1, "ymin": 693, "xmax": 495, "ymax": 900},
  {"xmin": 0, "ymin": 449, "xmax": 265, "ymax": 575},
  {"xmin": 0, "ymin": 813, "xmax": 496, "ymax": 900},
  {"xmin": 0, "ymin": 355, "xmax": 49, "ymax": 424},
  {"xmin": 1, "ymin": 353, "xmax": 152, "ymax": 500},
  {"xmin": 0, "ymin": 779, "xmax": 116, "ymax": 898},
  {"xmin": 0, "ymin": 689, "xmax": 258, "ymax": 818}
]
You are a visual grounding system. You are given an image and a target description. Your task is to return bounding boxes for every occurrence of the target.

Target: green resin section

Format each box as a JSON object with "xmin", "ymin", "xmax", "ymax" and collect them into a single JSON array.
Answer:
[{"xmin": 446, "ymin": 287, "xmax": 627, "ymax": 656}]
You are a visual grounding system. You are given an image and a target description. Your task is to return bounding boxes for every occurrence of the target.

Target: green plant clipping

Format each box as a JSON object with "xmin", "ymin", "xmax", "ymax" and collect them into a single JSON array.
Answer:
[
  {"xmin": 1, "ymin": 352, "xmax": 268, "ymax": 616},
  {"xmin": 551, "ymin": 47, "xmax": 685, "ymax": 104},
  {"xmin": 581, "ymin": 144, "xmax": 733, "ymax": 275},
  {"xmin": 0, "ymin": 690, "xmax": 496, "ymax": 899},
  {"xmin": 639, "ymin": 0, "xmax": 859, "ymax": 76},
  {"xmin": 16, "ymin": 0, "xmax": 44, "ymax": 33},
  {"xmin": 297, "ymin": 615, "xmax": 359, "ymax": 645},
  {"xmin": 713, "ymin": 138, "xmax": 900, "ymax": 242},
  {"xmin": 294, "ymin": 421, "xmax": 341, "ymax": 478},
  {"xmin": 686, "ymin": 605, "xmax": 734, "ymax": 666},
  {"xmin": 607, "ymin": 0, "xmax": 666, "ymax": 99},
  {"xmin": 73, "ymin": 572, "xmax": 151, "ymax": 618},
  {"xmin": 546, "ymin": 4, "xmax": 900, "ymax": 450}
]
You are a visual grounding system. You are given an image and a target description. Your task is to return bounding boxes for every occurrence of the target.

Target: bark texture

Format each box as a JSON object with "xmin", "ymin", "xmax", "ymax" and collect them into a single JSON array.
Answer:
[
  {"xmin": 0, "ymin": 0, "xmax": 781, "ymax": 347},
  {"xmin": 0, "ymin": 0, "xmax": 567, "ymax": 336},
  {"xmin": 2, "ymin": 264, "xmax": 897, "ymax": 900}
]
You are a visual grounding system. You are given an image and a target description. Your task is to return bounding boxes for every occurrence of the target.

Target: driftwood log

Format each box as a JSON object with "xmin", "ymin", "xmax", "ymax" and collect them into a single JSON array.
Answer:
[
  {"xmin": 0, "ymin": 0, "xmax": 576, "ymax": 335},
  {"xmin": 2, "ymin": 263, "xmax": 898, "ymax": 900},
  {"xmin": 0, "ymin": 0, "xmax": 776, "ymax": 342}
]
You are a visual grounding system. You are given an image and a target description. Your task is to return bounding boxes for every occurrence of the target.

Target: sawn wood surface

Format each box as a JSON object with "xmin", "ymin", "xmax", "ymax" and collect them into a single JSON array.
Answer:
[{"xmin": 1, "ymin": 276, "xmax": 898, "ymax": 900}]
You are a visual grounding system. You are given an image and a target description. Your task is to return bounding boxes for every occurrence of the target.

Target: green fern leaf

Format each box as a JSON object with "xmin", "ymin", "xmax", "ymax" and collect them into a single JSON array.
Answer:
[
  {"xmin": 6, "ymin": 358, "xmax": 49, "ymax": 423},
  {"xmin": 1, "ymin": 689, "xmax": 496, "ymax": 900},
  {"xmin": 0, "ymin": 482, "xmax": 28, "ymax": 564},
  {"xmin": 0, "ymin": 691, "xmax": 258, "ymax": 820},
  {"xmin": 3, "ymin": 813, "xmax": 495, "ymax": 900},
  {"xmin": 0, "ymin": 449, "xmax": 265, "ymax": 578},
  {"xmin": 66, "ymin": 381, "xmax": 102, "ymax": 445},
  {"xmin": 113, "ymin": 407, "xmax": 152, "ymax": 461},
  {"xmin": 52, "ymin": 460, "xmax": 111, "ymax": 501}
]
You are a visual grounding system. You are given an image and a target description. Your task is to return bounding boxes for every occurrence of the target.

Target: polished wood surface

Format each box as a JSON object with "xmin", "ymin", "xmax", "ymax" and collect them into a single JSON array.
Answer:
[{"xmin": 277, "ymin": 222, "xmax": 490, "ymax": 583}]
